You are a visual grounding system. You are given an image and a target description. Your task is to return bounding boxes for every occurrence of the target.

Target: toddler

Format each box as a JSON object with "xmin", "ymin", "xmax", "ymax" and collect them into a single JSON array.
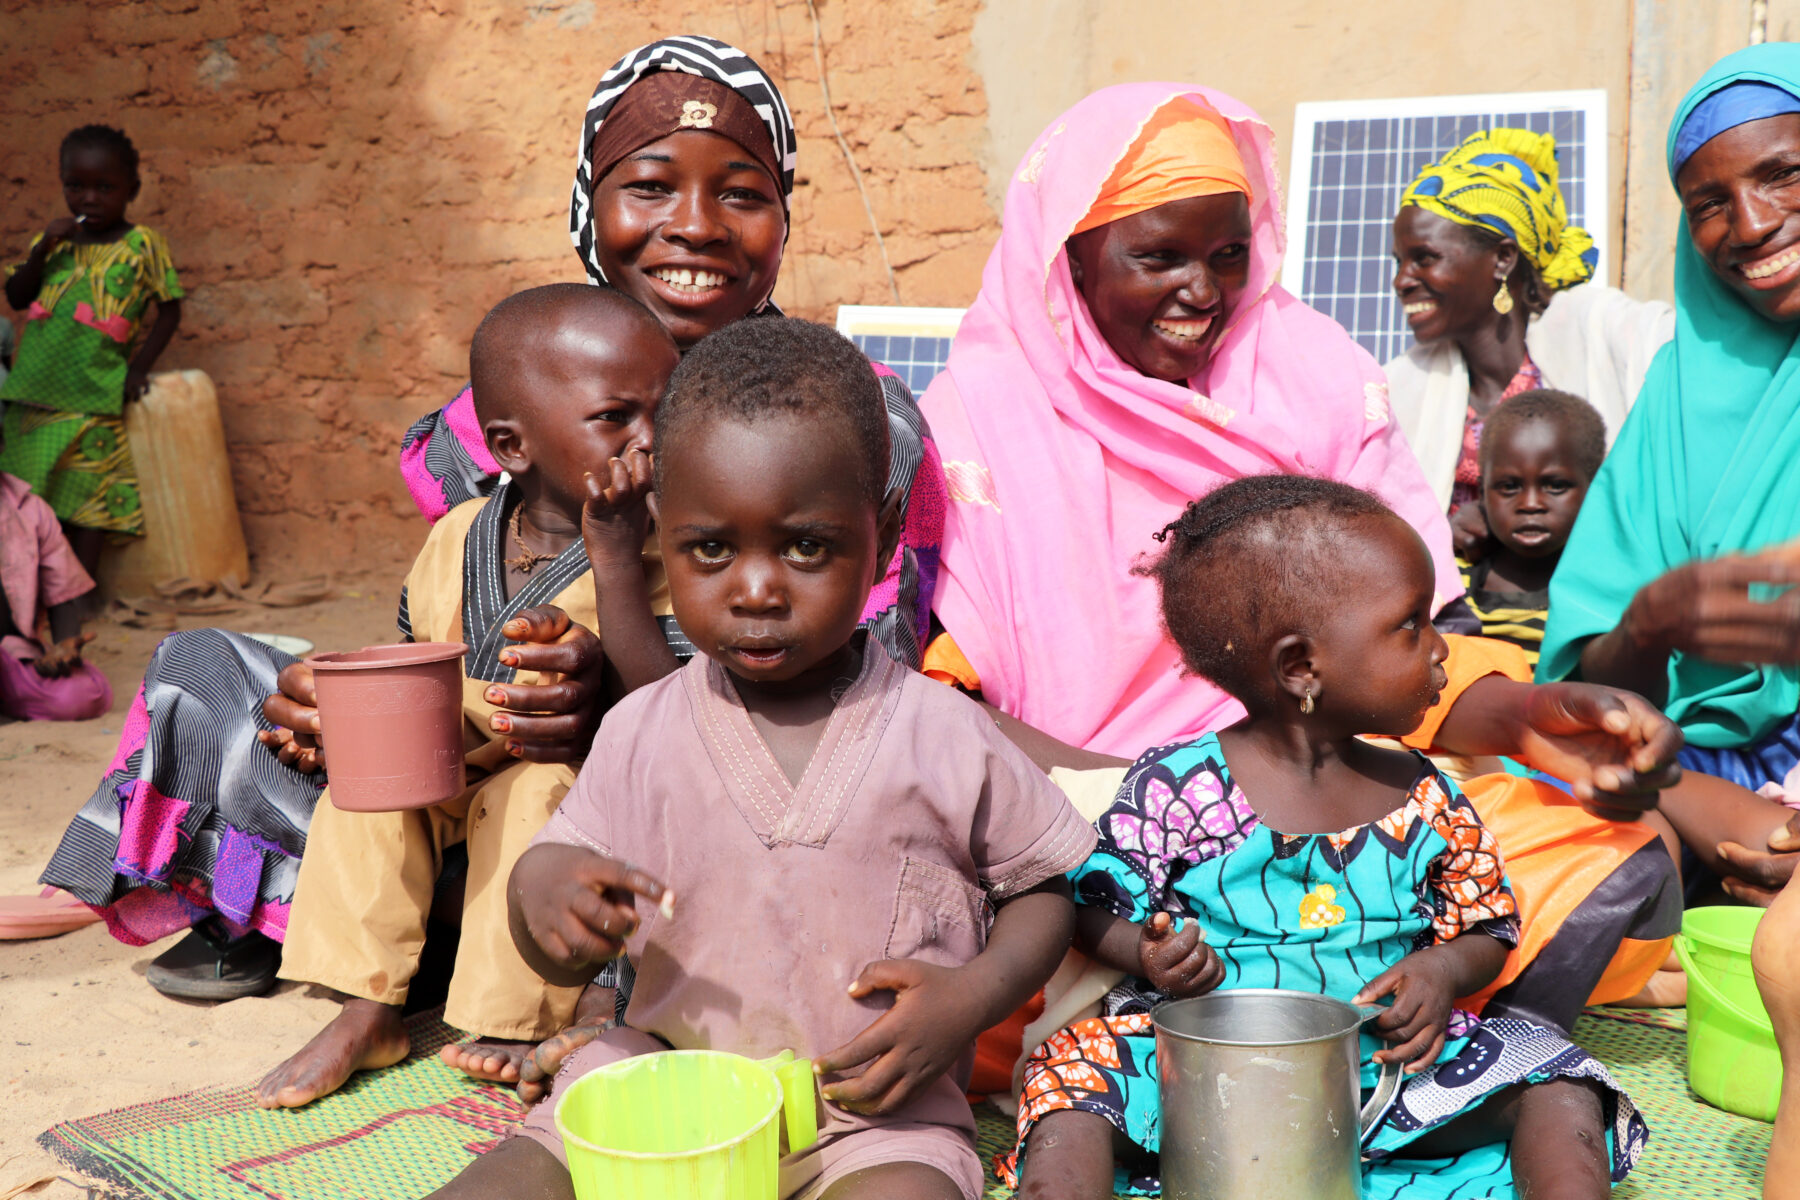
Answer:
[
  {"xmin": 1010, "ymin": 475, "xmax": 1643, "ymax": 1200},
  {"xmin": 0, "ymin": 125, "xmax": 183, "ymax": 575},
  {"xmin": 256, "ymin": 284, "xmax": 682, "ymax": 1106},
  {"xmin": 1453, "ymin": 388, "xmax": 1604, "ymax": 666},
  {"xmin": 432, "ymin": 317, "xmax": 1094, "ymax": 1200}
]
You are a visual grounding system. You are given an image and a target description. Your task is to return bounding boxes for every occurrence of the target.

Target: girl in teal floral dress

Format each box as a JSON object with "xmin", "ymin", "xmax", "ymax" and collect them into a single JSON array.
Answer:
[
  {"xmin": 0, "ymin": 125, "xmax": 183, "ymax": 573},
  {"xmin": 1006, "ymin": 475, "xmax": 1644, "ymax": 1200}
]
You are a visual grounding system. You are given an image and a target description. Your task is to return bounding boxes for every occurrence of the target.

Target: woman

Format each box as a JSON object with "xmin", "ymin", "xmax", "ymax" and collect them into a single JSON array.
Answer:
[
  {"xmin": 918, "ymin": 84, "xmax": 1680, "ymax": 1107},
  {"xmin": 1386, "ymin": 128, "xmax": 1672, "ymax": 543},
  {"xmin": 921, "ymin": 83, "xmax": 1461, "ymax": 755},
  {"xmin": 34, "ymin": 36, "xmax": 942, "ymax": 1000},
  {"xmin": 401, "ymin": 36, "xmax": 940, "ymax": 669},
  {"xmin": 1541, "ymin": 43, "xmax": 1800, "ymax": 897}
]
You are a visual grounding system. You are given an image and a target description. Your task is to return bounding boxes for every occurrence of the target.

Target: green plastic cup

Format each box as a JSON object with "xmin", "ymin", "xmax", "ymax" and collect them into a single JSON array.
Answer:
[
  {"xmin": 1674, "ymin": 905, "xmax": 1779, "ymax": 1122},
  {"xmin": 555, "ymin": 1049, "xmax": 817, "ymax": 1200}
]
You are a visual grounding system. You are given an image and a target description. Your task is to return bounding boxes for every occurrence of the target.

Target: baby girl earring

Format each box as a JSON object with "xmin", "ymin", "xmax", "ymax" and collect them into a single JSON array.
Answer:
[
  {"xmin": 1492, "ymin": 281, "xmax": 1514, "ymax": 315},
  {"xmin": 1300, "ymin": 688, "xmax": 1317, "ymax": 715}
]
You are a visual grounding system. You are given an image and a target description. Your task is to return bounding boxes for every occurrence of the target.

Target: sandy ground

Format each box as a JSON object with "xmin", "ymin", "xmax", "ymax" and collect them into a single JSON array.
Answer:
[{"xmin": 0, "ymin": 589, "xmax": 398, "ymax": 1198}]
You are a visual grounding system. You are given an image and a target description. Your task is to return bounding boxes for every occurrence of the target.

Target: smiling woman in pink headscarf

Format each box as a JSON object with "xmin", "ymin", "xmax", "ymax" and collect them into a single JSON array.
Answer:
[{"xmin": 921, "ymin": 83, "xmax": 1460, "ymax": 756}]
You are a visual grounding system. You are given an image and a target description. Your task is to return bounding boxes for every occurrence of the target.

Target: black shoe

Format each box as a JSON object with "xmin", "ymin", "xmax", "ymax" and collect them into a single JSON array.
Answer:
[{"xmin": 146, "ymin": 920, "xmax": 281, "ymax": 1001}]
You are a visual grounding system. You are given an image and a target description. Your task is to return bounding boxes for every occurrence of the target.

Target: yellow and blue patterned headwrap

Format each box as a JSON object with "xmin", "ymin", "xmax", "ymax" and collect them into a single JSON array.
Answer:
[{"xmin": 1399, "ymin": 128, "xmax": 1597, "ymax": 292}]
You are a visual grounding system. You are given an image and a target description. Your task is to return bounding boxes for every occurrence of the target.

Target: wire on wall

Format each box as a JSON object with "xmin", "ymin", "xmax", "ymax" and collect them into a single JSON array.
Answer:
[{"xmin": 806, "ymin": 0, "xmax": 901, "ymax": 302}]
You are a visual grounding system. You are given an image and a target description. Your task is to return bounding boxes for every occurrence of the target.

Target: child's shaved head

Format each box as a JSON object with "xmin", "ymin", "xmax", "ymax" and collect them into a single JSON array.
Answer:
[
  {"xmin": 469, "ymin": 283, "xmax": 668, "ymax": 427},
  {"xmin": 654, "ymin": 317, "xmax": 889, "ymax": 505}
]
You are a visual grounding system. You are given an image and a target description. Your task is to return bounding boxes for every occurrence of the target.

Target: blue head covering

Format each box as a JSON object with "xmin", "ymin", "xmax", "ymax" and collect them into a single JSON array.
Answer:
[
  {"xmin": 1541, "ymin": 43, "xmax": 1800, "ymax": 747},
  {"xmin": 1671, "ymin": 80, "xmax": 1800, "ymax": 178}
]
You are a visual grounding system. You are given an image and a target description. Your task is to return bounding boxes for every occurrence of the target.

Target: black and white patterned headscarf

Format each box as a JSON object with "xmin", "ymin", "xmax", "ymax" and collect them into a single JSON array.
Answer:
[{"xmin": 569, "ymin": 35, "xmax": 797, "ymax": 288}]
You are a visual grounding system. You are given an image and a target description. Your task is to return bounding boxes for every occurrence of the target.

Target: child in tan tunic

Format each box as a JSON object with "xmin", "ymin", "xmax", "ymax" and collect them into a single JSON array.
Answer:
[
  {"xmin": 258, "ymin": 284, "xmax": 681, "ymax": 1108},
  {"xmin": 431, "ymin": 318, "xmax": 1095, "ymax": 1200}
]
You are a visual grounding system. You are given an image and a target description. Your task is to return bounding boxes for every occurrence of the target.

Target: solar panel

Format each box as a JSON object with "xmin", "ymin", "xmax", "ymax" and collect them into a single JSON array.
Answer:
[
  {"xmin": 835, "ymin": 305, "xmax": 967, "ymax": 396},
  {"xmin": 1283, "ymin": 90, "xmax": 1608, "ymax": 366}
]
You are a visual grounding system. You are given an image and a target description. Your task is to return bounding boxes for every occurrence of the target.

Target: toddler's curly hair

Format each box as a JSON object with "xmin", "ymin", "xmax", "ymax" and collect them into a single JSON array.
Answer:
[{"xmin": 1136, "ymin": 474, "xmax": 1395, "ymax": 701}]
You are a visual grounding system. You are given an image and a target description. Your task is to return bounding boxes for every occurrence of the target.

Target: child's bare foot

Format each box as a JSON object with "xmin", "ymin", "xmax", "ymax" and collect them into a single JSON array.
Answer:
[
  {"xmin": 504, "ymin": 981, "xmax": 616, "ymax": 1103},
  {"xmin": 1616, "ymin": 967, "xmax": 1688, "ymax": 1008},
  {"xmin": 441, "ymin": 1037, "xmax": 533, "ymax": 1084},
  {"xmin": 256, "ymin": 998, "xmax": 409, "ymax": 1108}
]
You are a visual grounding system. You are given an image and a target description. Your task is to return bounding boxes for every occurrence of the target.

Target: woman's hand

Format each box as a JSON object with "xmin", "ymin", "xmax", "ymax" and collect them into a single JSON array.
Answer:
[
  {"xmin": 260, "ymin": 661, "xmax": 323, "ymax": 773},
  {"xmin": 1719, "ymin": 812, "xmax": 1800, "ymax": 906},
  {"xmin": 814, "ymin": 959, "xmax": 995, "ymax": 1116},
  {"xmin": 123, "ymin": 365, "xmax": 151, "ymax": 404},
  {"xmin": 31, "ymin": 632, "xmax": 94, "ymax": 679},
  {"xmin": 581, "ymin": 452, "xmax": 654, "ymax": 575},
  {"xmin": 1508, "ymin": 682, "xmax": 1684, "ymax": 821},
  {"xmin": 1138, "ymin": 911, "xmax": 1223, "ymax": 999},
  {"xmin": 483, "ymin": 605, "xmax": 607, "ymax": 763},
  {"xmin": 1449, "ymin": 503, "xmax": 1491, "ymax": 561},
  {"xmin": 1622, "ymin": 549, "xmax": 1800, "ymax": 666}
]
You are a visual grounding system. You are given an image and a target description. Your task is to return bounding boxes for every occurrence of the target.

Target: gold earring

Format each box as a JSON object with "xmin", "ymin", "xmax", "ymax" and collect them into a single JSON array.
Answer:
[
  {"xmin": 1492, "ymin": 282, "xmax": 1514, "ymax": 315},
  {"xmin": 1300, "ymin": 690, "xmax": 1316, "ymax": 716}
]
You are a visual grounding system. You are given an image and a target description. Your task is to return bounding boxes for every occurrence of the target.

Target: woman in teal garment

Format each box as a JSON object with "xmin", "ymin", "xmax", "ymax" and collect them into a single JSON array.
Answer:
[{"xmin": 1539, "ymin": 43, "xmax": 1800, "ymax": 898}]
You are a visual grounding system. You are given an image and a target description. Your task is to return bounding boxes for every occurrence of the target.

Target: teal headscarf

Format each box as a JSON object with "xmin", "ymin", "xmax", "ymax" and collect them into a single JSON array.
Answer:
[{"xmin": 1538, "ymin": 43, "xmax": 1800, "ymax": 747}]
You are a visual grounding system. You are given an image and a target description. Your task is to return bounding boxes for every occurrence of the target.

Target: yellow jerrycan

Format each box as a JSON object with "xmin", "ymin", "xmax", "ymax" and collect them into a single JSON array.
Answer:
[
  {"xmin": 556, "ymin": 1049, "xmax": 819, "ymax": 1200},
  {"xmin": 106, "ymin": 368, "xmax": 250, "ymax": 596}
]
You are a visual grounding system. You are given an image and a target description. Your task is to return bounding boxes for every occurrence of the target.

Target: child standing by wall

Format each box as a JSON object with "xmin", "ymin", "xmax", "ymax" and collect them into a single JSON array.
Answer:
[
  {"xmin": 431, "ymin": 317, "xmax": 1094, "ymax": 1200},
  {"xmin": 1010, "ymin": 475, "xmax": 1643, "ymax": 1200},
  {"xmin": 1452, "ymin": 389, "xmax": 1605, "ymax": 667},
  {"xmin": 0, "ymin": 125, "xmax": 183, "ymax": 575}
]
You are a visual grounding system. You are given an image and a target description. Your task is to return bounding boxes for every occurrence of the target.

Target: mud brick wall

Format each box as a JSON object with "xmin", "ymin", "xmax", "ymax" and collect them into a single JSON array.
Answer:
[{"xmin": 0, "ymin": 0, "xmax": 996, "ymax": 582}]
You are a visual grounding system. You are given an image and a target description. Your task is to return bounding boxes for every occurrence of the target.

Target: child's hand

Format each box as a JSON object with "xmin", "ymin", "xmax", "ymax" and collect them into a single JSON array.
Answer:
[
  {"xmin": 43, "ymin": 216, "xmax": 78, "ymax": 245},
  {"xmin": 260, "ymin": 661, "xmax": 324, "ymax": 773},
  {"xmin": 1354, "ymin": 951, "xmax": 1458, "ymax": 1073},
  {"xmin": 1449, "ymin": 503, "xmax": 1491, "ymax": 560},
  {"xmin": 124, "ymin": 366, "xmax": 151, "ymax": 404},
  {"xmin": 581, "ymin": 449, "xmax": 654, "ymax": 574},
  {"xmin": 813, "ymin": 959, "xmax": 993, "ymax": 1116},
  {"xmin": 31, "ymin": 632, "xmax": 94, "ymax": 678},
  {"xmin": 1138, "ymin": 911, "xmax": 1223, "ymax": 999},
  {"xmin": 513, "ymin": 843, "xmax": 673, "ymax": 972}
]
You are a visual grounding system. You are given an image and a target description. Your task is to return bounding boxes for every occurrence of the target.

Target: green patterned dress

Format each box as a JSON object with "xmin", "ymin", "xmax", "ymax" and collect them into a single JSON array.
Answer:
[{"xmin": 0, "ymin": 225, "xmax": 184, "ymax": 535}]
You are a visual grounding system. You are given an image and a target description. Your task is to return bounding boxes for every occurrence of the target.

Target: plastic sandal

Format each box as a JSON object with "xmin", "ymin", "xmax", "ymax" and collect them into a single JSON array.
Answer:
[{"xmin": 0, "ymin": 887, "xmax": 103, "ymax": 940}]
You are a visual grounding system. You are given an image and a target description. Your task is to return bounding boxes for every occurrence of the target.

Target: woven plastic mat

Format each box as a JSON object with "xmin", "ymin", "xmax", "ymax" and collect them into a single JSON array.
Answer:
[
  {"xmin": 1572, "ymin": 1005, "xmax": 1769, "ymax": 1199},
  {"xmin": 36, "ymin": 1006, "xmax": 1766, "ymax": 1199}
]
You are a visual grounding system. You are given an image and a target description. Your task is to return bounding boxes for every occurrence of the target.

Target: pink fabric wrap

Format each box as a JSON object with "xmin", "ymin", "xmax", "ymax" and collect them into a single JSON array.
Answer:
[{"xmin": 921, "ymin": 83, "xmax": 1458, "ymax": 756}]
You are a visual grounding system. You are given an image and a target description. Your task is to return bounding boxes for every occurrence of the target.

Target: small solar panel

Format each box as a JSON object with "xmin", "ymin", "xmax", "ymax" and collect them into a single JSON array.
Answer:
[
  {"xmin": 835, "ymin": 305, "xmax": 967, "ymax": 396},
  {"xmin": 1283, "ymin": 90, "xmax": 1608, "ymax": 366}
]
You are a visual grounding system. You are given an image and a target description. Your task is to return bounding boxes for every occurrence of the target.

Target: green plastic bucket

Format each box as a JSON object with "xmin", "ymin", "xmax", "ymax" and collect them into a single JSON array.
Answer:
[
  {"xmin": 1673, "ymin": 906, "xmax": 1779, "ymax": 1122},
  {"xmin": 555, "ymin": 1049, "xmax": 817, "ymax": 1200}
]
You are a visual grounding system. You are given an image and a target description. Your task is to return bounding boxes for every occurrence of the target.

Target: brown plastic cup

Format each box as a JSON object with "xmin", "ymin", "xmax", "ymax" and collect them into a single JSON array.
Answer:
[{"xmin": 308, "ymin": 641, "xmax": 469, "ymax": 812}]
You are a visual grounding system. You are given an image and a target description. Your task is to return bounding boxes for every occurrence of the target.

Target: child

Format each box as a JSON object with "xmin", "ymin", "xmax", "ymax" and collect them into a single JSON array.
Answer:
[
  {"xmin": 0, "ymin": 461, "xmax": 110, "ymax": 720},
  {"xmin": 255, "ymin": 283, "xmax": 682, "ymax": 1107},
  {"xmin": 1010, "ymin": 475, "xmax": 1643, "ymax": 1200},
  {"xmin": 0, "ymin": 125, "xmax": 183, "ymax": 576},
  {"xmin": 430, "ymin": 317, "xmax": 1094, "ymax": 1200},
  {"xmin": 1453, "ymin": 389, "xmax": 1605, "ymax": 666}
]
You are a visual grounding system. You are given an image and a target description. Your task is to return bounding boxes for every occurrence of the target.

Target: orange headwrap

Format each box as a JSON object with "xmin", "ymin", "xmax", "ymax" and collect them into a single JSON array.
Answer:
[{"xmin": 1072, "ymin": 96, "xmax": 1252, "ymax": 235}]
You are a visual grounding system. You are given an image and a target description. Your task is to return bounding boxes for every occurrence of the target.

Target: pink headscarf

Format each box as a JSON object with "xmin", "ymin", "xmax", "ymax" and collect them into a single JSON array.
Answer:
[{"xmin": 922, "ymin": 83, "xmax": 1458, "ymax": 756}]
